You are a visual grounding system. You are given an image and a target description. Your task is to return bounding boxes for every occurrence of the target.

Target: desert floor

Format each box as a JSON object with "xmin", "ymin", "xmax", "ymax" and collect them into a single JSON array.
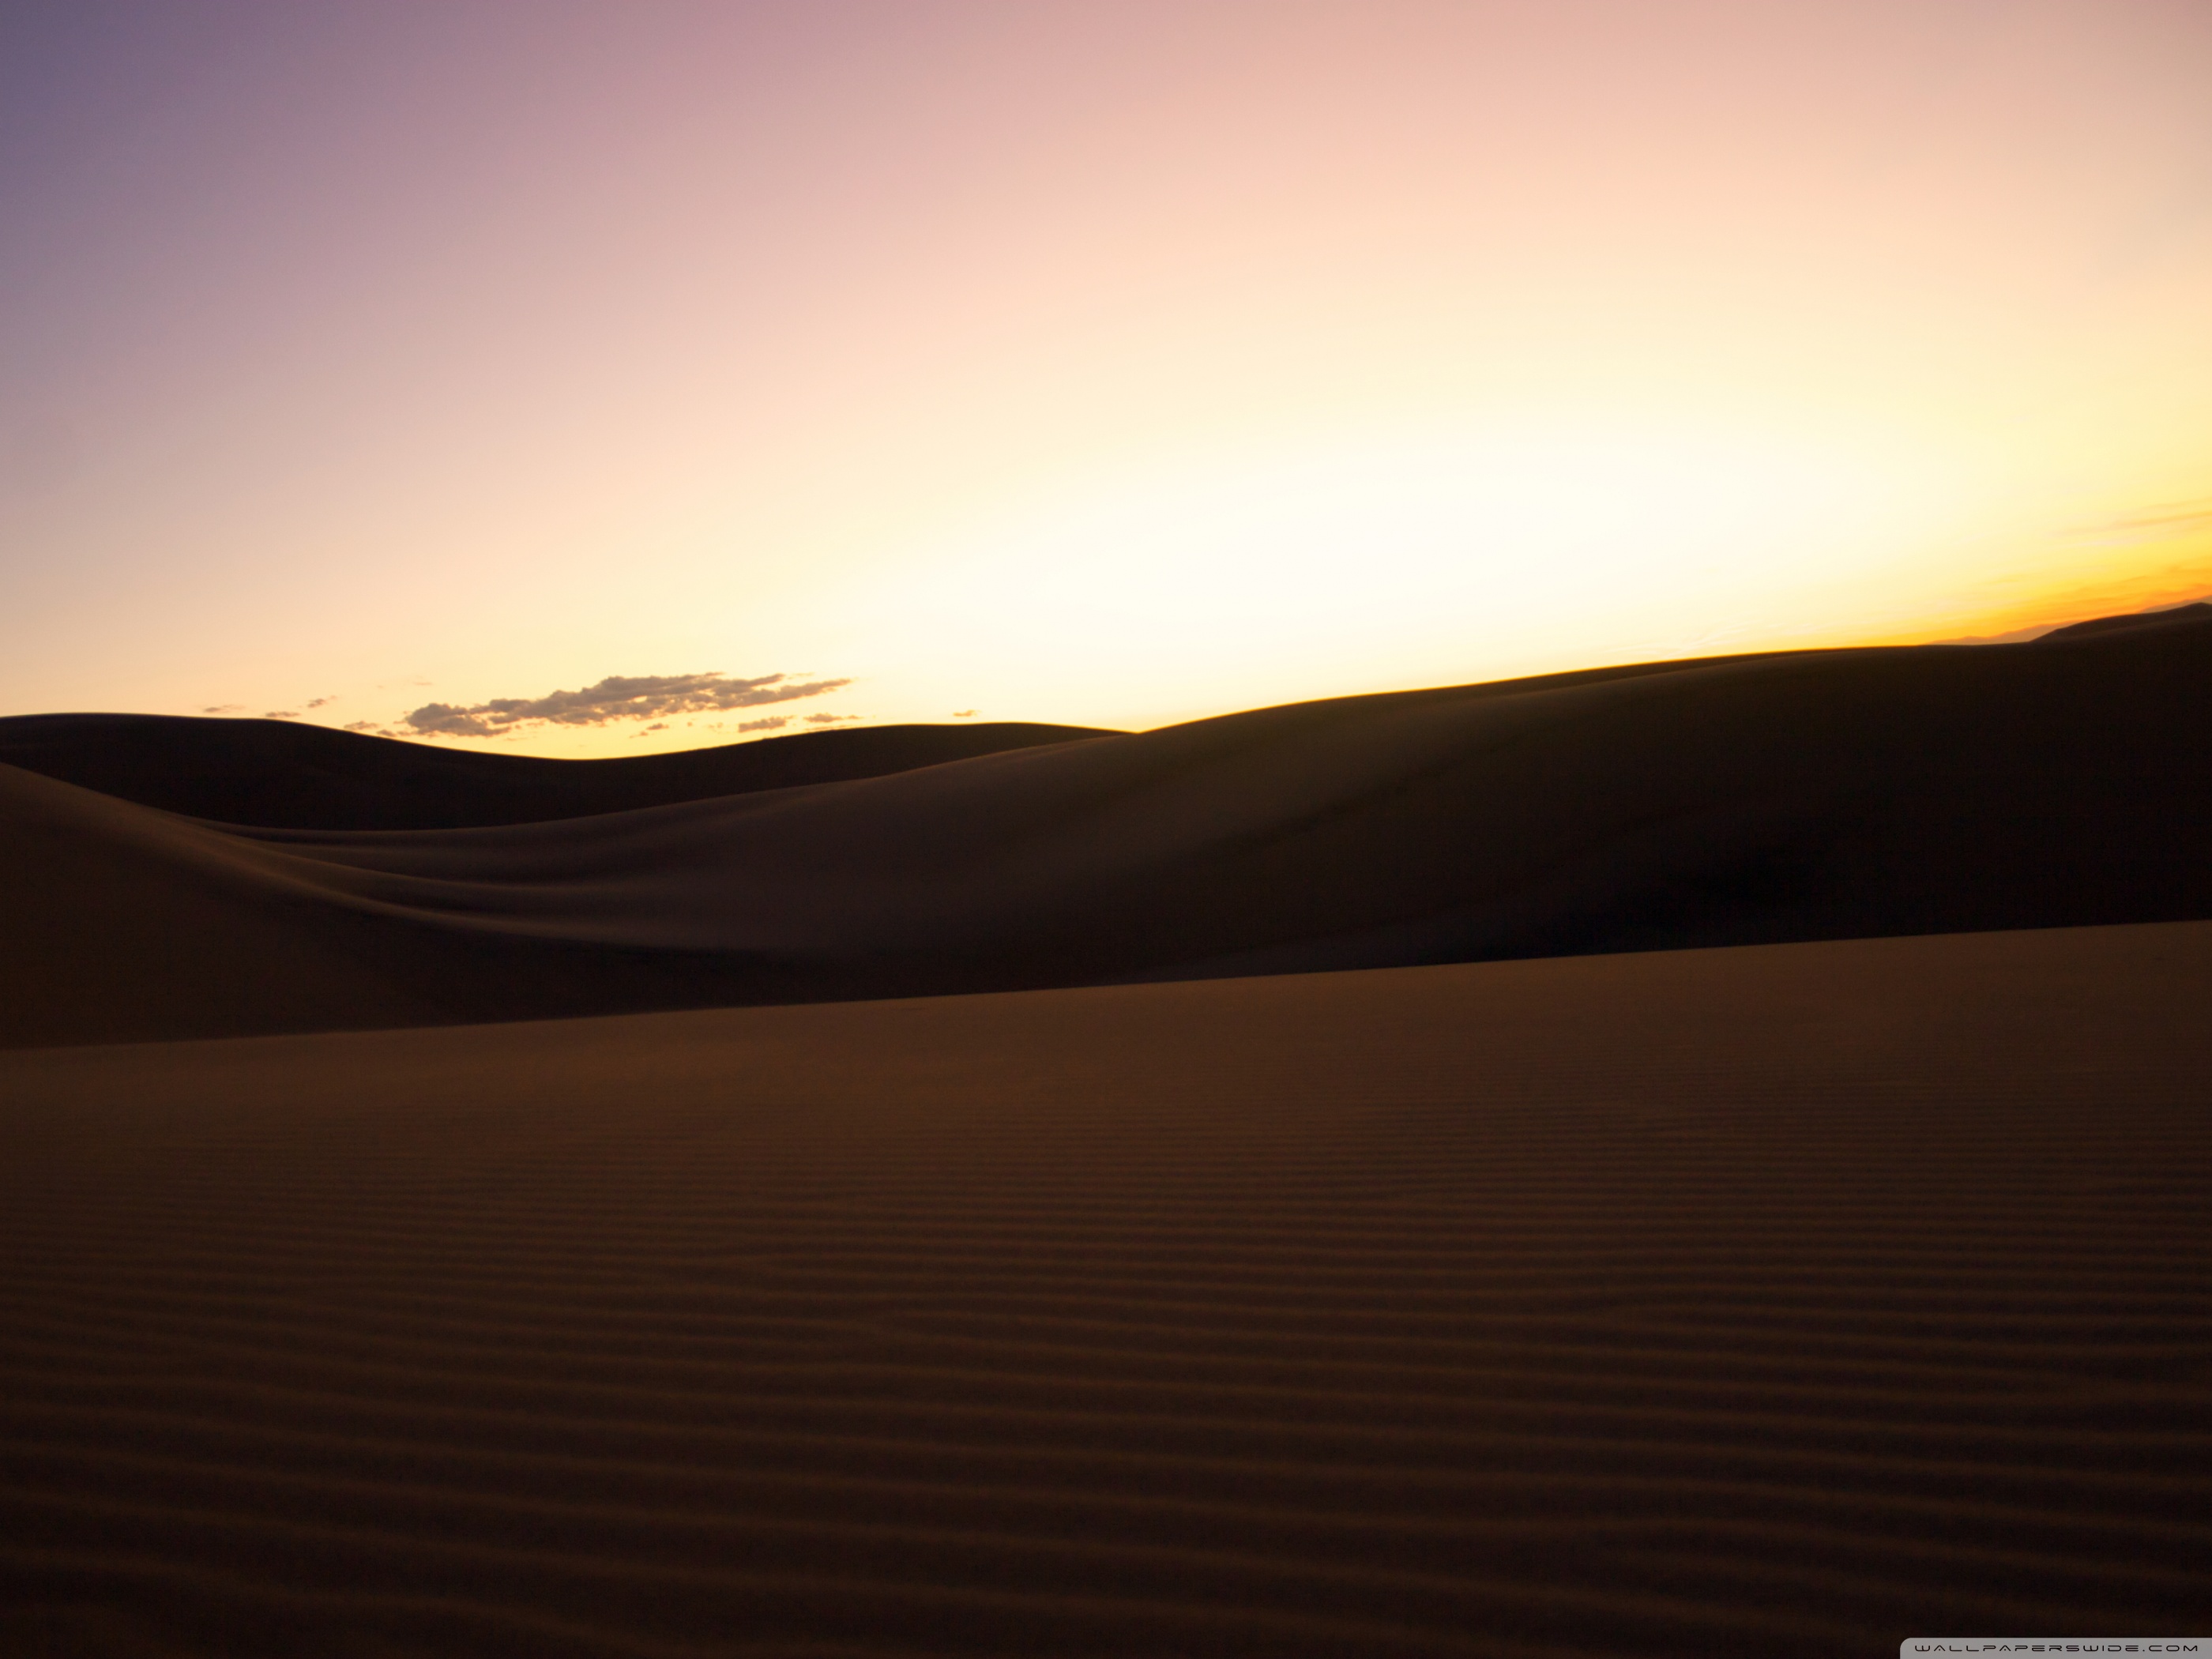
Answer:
[{"xmin": 4, "ymin": 920, "xmax": 2207, "ymax": 1657}]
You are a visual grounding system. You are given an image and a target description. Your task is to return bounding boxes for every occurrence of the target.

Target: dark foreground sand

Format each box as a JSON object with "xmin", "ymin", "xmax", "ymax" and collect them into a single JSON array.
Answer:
[{"xmin": 4, "ymin": 920, "xmax": 2208, "ymax": 1657}]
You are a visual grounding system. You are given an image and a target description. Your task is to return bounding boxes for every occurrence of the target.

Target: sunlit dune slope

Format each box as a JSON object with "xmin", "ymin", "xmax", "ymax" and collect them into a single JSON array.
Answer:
[
  {"xmin": 2, "ymin": 615, "xmax": 2206, "ymax": 1048},
  {"xmin": 2, "ymin": 923, "xmax": 2208, "ymax": 1656},
  {"xmin": 0, "ymin": 716, "xmax": 1115, "ymax": 829}
]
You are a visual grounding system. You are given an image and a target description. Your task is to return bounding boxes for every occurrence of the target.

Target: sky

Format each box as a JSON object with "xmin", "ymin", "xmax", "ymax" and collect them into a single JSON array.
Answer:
[{"xmin": 3, "ymin": 0, "xmax": 2210, "ymax": 756}]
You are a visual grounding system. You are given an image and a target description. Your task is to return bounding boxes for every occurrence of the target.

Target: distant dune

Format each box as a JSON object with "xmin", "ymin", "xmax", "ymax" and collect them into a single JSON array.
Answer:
[
  {"xmin": 0, "ymin": 716, "xmax": 1115, "ymax": 830},
  {"xmin": 2033, "ymin": 598, "xmax": 2212, "ymax": 641},
  {"xmin": 2, "ymin": 612, "xmax": 2207, "ymax": 1048},
  {"xmin": 2, "ymin": 921, "xmax": 2206, "ymax": 1655}
]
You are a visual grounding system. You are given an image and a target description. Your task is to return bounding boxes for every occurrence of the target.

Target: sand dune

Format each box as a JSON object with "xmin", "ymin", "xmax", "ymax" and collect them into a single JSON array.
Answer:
[
  {"xmin": 2, "ymin": 617, "xmax": 2206, "ymax": 1653},
  {"xmin": 2034, "ymin": 599, "xmax": 2211, "ymax": 641},
  {"xmin": 4, "ymin": 618, "xmax": 2207, "ymax": 1048},
  {"xmin": 0, "ymin": 716, "xmax": 1115, "ymax": 830},
  {"xmin": 2, "ymin": 921, "xmax": 2206, "ymax": 1656}
]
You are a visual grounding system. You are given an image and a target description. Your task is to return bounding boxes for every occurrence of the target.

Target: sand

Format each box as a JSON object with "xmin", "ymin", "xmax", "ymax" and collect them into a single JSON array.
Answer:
[
  {"xmin": 4, "ymin": 617, "xmax": 2208, "ymax": 1653},
  {"xmin": 2, "ymin": 922, "xmax": 2209, "ymax": 1657},
  {"xmin": 0, "ymin": 717, "xmax": 1117, "ymax": 831},
  {"xmin": 5, "ymin": 617, "xmax": 2210, "ymax": 1050}
]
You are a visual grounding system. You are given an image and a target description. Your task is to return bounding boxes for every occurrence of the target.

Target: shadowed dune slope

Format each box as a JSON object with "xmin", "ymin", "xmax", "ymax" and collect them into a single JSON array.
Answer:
[
  {"xmin": 0, "ymin": 716, "xmax": 1116, "ymax": 829},
  {"xmin": 0, "ymin": 765, "xmax": 863, "ymax": 1049},
  {"xmin": 2, "ymin": 617, "xmax": 2208, "ymax": 1048},
  {"xmin": 2, "ymin": 922, "xmax": 2207, "ymax": 1657}
]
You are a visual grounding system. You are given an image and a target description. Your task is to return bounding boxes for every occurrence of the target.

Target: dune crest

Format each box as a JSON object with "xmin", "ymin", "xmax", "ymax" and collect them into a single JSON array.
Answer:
[
  {"xmin": 3, "ymin": 616, "xmax": 2209, "ymax": 1048},
  {"xmin": 0, "ymin": 716, "xmax": 1115, "ymax": 830}
]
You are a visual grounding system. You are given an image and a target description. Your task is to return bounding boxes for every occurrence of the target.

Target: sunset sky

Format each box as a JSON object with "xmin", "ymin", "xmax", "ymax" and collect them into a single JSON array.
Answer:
[{"xmin": 4, "ymin": 0, "xmax": 2210, "ymax": 754}]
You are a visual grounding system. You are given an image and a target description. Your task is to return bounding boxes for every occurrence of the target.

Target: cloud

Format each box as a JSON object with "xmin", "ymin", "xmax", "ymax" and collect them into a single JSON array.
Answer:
[
  {"xmin": 401, "ymin": 672, "xmax": 851, "ymax": 739},
  {"xmin": 201, "ymin": 704, "xmax": 243, "ymax": 714},
  {"xmin": 264, "ymin": 709, "xmax": 299, "ymax": 719},
  {"xmin": 303, "ymin": 695, "xmax": 336, "ymax": 709},
  {"xmin": 803, "ymin": 712, "xmax": 860, "ymax": 725},
  {"xmin": 953, "ymin": 709, "xmax": 977, "ymax": 717},
  {"xmin": 736, "ymin": 717, "xmax": 788, "ymax": 732}
]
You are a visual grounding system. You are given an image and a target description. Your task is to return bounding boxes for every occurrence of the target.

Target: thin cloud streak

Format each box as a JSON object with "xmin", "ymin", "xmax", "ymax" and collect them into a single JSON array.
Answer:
[{"xmin": 401, "ymin": 672, "xmax": 852, "ymax": 739}]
